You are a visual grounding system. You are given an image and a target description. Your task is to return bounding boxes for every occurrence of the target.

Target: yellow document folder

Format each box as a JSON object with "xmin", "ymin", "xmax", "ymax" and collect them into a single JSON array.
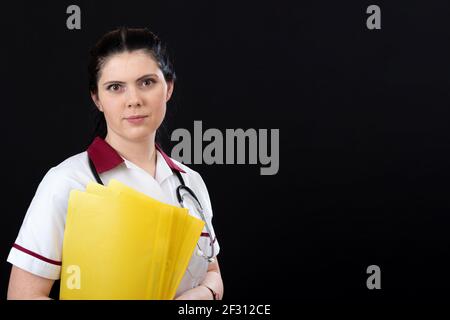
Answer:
[{"xmin": 60, "ymin": 179, "xmax": 205, "ymax": 300}]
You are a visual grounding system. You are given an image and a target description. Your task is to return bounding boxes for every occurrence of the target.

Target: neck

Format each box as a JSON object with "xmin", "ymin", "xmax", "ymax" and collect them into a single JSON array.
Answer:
[{"xmin": 104, "ymin": 132, "xmax": 157, "ymax": 174}]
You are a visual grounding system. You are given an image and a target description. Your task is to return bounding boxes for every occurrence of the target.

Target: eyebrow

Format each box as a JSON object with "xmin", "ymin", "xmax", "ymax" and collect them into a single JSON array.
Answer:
[{"xmin": 102, "ymin": 73, "xmax": 158, "ymax": 86}]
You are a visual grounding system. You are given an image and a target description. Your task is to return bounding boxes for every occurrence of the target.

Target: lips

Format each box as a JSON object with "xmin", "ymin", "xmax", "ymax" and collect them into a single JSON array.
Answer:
[{"xmin": 125, "ymin": 115, "xmax": 148, "ymax": 120}]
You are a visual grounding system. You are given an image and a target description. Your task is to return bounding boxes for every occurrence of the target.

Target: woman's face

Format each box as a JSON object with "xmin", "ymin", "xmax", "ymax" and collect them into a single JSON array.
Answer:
[{"xmin": 91, "ymin": 49, "xmax": 173, "ymax": 142}]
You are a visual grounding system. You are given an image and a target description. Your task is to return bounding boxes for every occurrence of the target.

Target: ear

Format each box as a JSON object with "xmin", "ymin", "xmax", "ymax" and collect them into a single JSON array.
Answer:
[
  {"xmin": 166, "ymin": 80, "xmax": 174, "ymax": 102},
  {"xmin": 90, "ymin": 91, "xmax": 103, "ymax": 112}
]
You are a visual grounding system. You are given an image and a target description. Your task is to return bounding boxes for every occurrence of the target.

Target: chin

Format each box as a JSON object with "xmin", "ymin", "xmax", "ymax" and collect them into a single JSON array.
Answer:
[{"xmin": 124, "ymin": 128, "xmax": 156, "ymax": 141}]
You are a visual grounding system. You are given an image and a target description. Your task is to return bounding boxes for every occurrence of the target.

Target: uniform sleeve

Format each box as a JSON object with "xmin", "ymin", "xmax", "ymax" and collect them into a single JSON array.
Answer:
[
  {"xmin": 7, "ymin": 167, "xmax": 72, "ymax": 280},
  {"xmin": 192, "ymin": 171, "xmax": 221, "ymax": 257}
]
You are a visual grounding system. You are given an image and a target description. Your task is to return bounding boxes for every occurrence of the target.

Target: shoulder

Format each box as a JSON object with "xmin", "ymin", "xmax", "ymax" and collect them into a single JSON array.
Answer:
[
  {"xmin": 52, "ymin": 151, "xmax": 89, "ymax": 175},
  {"xmin": 49, "ymin": 151, "xmax": 89, "ymax": 177},
  {"xmin": 37, "ymin": 151, "xmax": 90, "ymax": 195}
]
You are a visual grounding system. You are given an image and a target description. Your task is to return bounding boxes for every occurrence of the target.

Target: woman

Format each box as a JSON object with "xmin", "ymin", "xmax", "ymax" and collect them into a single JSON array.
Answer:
[{"xmin": 6, "ymin": 27, "xmax": 223, "ymax": 300}]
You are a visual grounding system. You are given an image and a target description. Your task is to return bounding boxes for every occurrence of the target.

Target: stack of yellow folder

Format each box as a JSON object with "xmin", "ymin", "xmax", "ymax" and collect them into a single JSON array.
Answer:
[{"xmin": 59, "ymin": 179, "xmax": 205, "ymax": 300}]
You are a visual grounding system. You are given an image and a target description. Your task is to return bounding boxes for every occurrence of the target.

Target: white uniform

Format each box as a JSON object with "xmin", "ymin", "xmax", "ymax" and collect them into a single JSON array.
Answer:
[{"xmin": 7, "ymin": 137, "xmax": 220, "ymax": 298}]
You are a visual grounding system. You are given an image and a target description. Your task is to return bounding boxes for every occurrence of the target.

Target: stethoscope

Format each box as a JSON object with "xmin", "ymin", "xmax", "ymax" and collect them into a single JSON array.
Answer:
[{"xmin": 88, "ymin": 156, "xmax": 216, "ymax": 263}]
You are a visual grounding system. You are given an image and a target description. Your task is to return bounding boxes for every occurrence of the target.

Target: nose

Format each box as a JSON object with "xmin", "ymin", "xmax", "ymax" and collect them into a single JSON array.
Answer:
[{"xmin": 126, "ymin": 86, "xmax": 143, "ymax": 108}]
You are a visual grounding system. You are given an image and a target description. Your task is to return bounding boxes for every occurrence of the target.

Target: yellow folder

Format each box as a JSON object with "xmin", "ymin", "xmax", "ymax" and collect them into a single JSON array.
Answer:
[{"xmin": 60, "ymin": 179, "xmax": 205, "ymax": 300}]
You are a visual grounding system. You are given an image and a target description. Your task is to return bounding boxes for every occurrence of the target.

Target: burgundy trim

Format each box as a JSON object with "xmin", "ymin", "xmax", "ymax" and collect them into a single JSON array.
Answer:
[
  {"xmin": 155, "ymin": 144, "xmax": 186, "ymax": 173},
  {"xmin": 87, "ymin": 136, "xmax": 185, "ymax": 174},
  {"xmin": 200, "ymin": 232, "xmax": 216, "ymax": 245},
  {"xmin": 12, "ymin": 244, "xmax": 62, "ymax": 266},
  {"xmin": 87, "ymin": 137, "xmax": 124, "ymax": 174}
]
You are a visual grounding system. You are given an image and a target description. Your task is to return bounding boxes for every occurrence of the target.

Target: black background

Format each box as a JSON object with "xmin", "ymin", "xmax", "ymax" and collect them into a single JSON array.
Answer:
[{"xmin": 1, "ymin": 0, "xmax": 450, "ymax": 303}]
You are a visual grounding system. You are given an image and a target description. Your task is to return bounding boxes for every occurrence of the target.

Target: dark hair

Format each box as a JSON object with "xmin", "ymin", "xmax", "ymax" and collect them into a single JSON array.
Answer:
[{"xmin": 88, "ymin": 27, "xmax": 176, "ymax": 143}]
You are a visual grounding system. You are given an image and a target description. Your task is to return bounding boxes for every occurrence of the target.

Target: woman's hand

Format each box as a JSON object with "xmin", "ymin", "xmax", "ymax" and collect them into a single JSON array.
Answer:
[{"xmin": 174, "ymin": 258, "xmax": 223, "ymax": 300}]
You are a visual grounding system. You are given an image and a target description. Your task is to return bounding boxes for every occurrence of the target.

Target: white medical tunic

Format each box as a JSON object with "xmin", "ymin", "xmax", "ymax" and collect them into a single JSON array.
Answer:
[{"xmin": 7, "ymin": 137, "xmax": 220, "ymax": 298}]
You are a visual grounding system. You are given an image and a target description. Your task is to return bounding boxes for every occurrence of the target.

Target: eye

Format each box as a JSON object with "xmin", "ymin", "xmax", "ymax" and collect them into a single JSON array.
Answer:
[
  {"xmin": 141, "ymin": 78, "xmax": 155, "ymax": 87},
  {"xmin": 107, "ymin": 83, "xmax": 122, "ymax": 92}
]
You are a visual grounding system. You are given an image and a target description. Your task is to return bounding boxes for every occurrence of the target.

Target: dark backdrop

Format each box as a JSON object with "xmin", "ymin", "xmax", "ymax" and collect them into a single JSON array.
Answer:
[{"xmin": 1, "ymin": 0, "xmax": 450, "ymax": 303}]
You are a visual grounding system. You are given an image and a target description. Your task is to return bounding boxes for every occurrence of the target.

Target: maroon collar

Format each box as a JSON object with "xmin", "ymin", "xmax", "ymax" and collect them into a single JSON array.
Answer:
[{"xmin": 87, "ymin": 136, "xmax": 185, "ymax": 174}]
